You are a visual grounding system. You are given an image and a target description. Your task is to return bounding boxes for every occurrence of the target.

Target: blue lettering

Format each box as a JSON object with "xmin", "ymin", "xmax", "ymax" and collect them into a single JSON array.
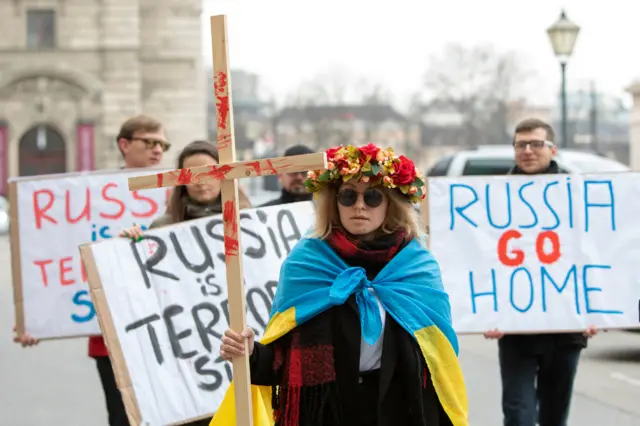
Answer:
[
  {"xmin": 517, "ymin": 181, "xmax": 538, "ymax": 229},
  {"xmin": 449, "ymin": 184, "xmax": 478, "ymax": 230},
  {"xmin": 485, "ymin": 183, "xmax": 512, "ymax": 229},
  {"xmin": 540, "ymin": 265, "xmax": 579, "ymax": 314},
  {"xmin": 582, "ymin": 265, "xmax": 622, "ymax": 314},
  {"xmin": 542, "ymin": 181, "xmax": 560, "ymax": 230},
  {"xmin": 509, "ymin": 267, "xmax": 534, "ymax": 313},
  {"xmin": 566, "ymin": 177, "xmax": 574, "ymax": 229},
  {"xmin": 583, "ymin": 180, "xmax": 615, "ymax": 232},
  {"xmin": 468, "ymin": 270, "xmax": 498, "ymax": 314},
  {"xmin": 71, "ymin": 290, "xmax": 95, "ymax": 323},
  {"xmin": 99, "ymin": 225, "xmax": 112, "ymax": 239}
]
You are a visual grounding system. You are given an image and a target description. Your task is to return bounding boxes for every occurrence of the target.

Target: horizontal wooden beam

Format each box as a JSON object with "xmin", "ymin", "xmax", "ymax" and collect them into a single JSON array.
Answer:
[{"xmin": 128, "ymin": 152, "xmax": 327, "ymax": 191}]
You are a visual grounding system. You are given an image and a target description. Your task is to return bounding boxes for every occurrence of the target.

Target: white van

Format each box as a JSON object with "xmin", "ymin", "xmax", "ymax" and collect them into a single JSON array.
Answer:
[{"xmin": 426, "ymin": 146, "xmax": 630, "ymax": 177}]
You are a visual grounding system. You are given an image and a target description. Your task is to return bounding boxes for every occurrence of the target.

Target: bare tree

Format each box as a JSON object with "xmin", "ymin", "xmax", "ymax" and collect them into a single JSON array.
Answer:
[{"xmin": 420, "ymin": 44, "xmax": 532, "ymax": 147}]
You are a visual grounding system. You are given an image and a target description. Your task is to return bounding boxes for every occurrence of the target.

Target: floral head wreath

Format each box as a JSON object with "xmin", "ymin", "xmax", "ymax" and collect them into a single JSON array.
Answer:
[{"xmin": 304, "ymin": 143, "xmax": 426, "ymax": 204}]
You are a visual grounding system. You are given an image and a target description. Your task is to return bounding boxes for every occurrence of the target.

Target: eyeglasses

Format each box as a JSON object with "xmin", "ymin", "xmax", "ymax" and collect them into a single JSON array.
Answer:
[
  {"xmin": 337, "ymin": 188, "xmax": 384, "ymax": 208},
  {"xmin": 513, "ymin": 140, "xmax": 554, "ymax": 151},
  {"xmin": 131, "ymin": 137, "xmax": 171, "ymax": 152}
]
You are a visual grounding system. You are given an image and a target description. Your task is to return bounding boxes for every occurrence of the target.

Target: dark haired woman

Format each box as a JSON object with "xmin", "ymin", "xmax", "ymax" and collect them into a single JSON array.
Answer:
[{"xmin": 120, "ymin": 140, "xmax": 252, "ymax": 425}]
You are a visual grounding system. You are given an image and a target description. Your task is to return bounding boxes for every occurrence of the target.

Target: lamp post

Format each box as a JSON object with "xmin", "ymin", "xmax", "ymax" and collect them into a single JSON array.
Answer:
[{"xmin": 546, "ymin": 10, "xmax": 580, "ymax": 148}]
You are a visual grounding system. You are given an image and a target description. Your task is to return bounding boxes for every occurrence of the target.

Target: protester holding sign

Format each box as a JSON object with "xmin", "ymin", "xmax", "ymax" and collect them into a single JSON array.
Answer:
[
  {"xmin": 119, "ymin": 139, "xmax": 252, "ymax": 426},
  {"xmin": 216, "ymin": 143, "xmax": 468, "ymax": 426},
  {"xmin": 13, "ymin": 114, "xmax": 169, "ymax": 426},
  {"xmin": 483, "ymin": 118, "xmax": 597, "ymax": 426}
]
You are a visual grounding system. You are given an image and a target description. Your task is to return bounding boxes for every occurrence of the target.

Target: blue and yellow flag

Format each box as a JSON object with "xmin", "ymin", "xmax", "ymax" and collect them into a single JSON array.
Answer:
[{"xmin": 211, "ymin": 236, "xmax": 468, "ymax": 426}]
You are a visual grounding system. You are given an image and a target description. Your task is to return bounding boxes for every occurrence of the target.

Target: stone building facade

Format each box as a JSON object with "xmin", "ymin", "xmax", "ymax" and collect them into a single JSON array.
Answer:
[{"xmin": 0, "ymin": 0, "xmax": 207, "ymax": 195}]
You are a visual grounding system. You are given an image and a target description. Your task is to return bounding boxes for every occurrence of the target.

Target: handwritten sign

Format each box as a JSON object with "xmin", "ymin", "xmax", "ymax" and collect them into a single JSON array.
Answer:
[
  {"xmin": 10, "ymin": 169, "xmax": 170, "ymax": 339},
  {"xmin": 428, "ymin": 173, "xmax": 640, "ymax": 333},
  {"xmin": 80, "ymin": 201, "xmax": 315, "ymax": 426}
]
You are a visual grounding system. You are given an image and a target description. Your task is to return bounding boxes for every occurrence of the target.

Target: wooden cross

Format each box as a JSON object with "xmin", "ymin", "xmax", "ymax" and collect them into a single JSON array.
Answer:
[{"xmin": 127, "ymin": 15, "xmax": 326, "ymax": 426}]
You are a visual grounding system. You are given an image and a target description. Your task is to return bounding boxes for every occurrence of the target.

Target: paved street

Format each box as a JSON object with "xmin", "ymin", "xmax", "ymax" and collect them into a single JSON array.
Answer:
[{"xmin": 1, "ymin": 233, "xmax": 639, "ymax": 426}]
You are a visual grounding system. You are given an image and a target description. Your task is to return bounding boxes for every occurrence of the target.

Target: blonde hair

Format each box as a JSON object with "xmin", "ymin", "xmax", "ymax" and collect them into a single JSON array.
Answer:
[{"xmin": 312, "ymin": 184, "xmax": 421, "ymax": 240}]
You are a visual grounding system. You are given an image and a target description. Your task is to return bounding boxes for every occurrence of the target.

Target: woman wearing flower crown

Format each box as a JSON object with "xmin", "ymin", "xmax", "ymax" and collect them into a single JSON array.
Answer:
[{"xmin": 214, "ymin": 143, "xmax": 468, "ymax": 426}]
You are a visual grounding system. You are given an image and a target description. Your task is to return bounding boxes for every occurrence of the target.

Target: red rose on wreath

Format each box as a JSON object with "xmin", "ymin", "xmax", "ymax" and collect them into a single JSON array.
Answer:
[
  {"xmin": 393, "ymin": 155, "xmax": 417, "ymax": 185},
  {"xmin": 358, "ymin": 143, "xmax": 380, "ymax": 161},
  {"xmin": 326, "ymin": 146, "xmax": 341, "ymax": 160}
]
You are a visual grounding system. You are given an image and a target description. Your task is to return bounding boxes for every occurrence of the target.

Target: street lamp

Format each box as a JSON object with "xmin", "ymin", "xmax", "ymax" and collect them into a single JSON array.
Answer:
[{"xmin": 547, "ymin": 10, "xmax": 580, "ymax": 148}]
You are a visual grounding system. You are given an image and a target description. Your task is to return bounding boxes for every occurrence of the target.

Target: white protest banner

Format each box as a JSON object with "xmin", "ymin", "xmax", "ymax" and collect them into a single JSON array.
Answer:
[
  {"xmin": 10, "ymin": 169, "xmax": 171, "ymax": 339},
  {"xmin": 80, "ymin": 201, "xmax": 315, "ymax": 426},
  {"xmin": 429, "ymin": 172, "xmax": 640, "ymax": 334}
]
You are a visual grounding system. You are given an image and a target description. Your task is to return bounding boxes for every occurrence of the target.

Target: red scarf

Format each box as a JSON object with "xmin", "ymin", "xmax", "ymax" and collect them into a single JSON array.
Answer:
[{"xmin": 271, "ymin": 228, "xmax": 407, "ymax": 425}]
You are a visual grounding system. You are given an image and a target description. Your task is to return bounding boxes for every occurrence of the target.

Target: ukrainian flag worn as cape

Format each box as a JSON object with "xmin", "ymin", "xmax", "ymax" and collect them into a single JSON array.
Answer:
[{"xmin": 210, "ymin": 236, "xmax": 468, "ymax": 426}]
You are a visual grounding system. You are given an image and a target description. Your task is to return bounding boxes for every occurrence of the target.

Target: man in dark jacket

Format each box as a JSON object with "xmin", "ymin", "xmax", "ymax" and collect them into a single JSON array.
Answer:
[
  {"xmin": 484, "ymin": 118, "xmax": 597, "ymax": 426},
  {"xmin": 260, "ymin": 144, "xmax": 314, "ymax": 207}
]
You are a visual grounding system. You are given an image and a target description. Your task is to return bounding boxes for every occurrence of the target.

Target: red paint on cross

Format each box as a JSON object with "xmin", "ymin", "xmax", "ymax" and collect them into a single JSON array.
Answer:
[
  {"xmin": 265, "ymin": 159, "xmax": 279, "ymax": 175},
  {"xmin": 214, "ymin": 72, "xmax": 230, "ymax": 131},
  {"xmin": 207, "ymin": 164, "xmax": 234, "ymax": 180},
  {"xmin": 217, "ymin": 133, "xmax": 232, "ymax": 150},
  {"xmin": 177, "ymin": 168, "xmax": 194, "ymax": 185},
  {"xmin": 156, "ymin": 173, "xmax": 164, "ymax": 188},
  {"xmin": 222, "ymin": 200, "xmax": 239, "ymax": 258},
  {"xmin": 246, "ymin": 161, "xmax": 261, "ymax": 176}
]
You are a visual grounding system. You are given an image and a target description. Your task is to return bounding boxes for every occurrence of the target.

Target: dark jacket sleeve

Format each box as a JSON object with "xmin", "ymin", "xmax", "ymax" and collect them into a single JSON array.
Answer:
[{"xmin": 249, "ymin": 341, "xmax": 278, "ymax": 386}]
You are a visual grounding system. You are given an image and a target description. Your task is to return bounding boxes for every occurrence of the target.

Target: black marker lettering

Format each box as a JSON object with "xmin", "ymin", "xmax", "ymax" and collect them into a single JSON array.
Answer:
[
  {"xmin": 278, "ymin": 209, "xmax": 302, "ymax": 254},
  {"xmin": 163, "ymin": 305, "xmax": 197, "ymax": 359},
  {"xmin": 240, "ymin": 212, "xmax": 266, "ymax": 259},
  {"xmin": 194, "ymin": 355, "xmax": 223, "ymax": 392},
  {"xmin": 220, "ymin": 299, "xmax": 230, "ymax": 326},
  {"xmin": 247, "ymin": 288, "xmax": 272, "ymax": 329},
  {"xmin": 257, "ymin": 210, "xmax": 282, "ymax": 258},
  {"xmin": 169, "ymin": 227, "xmax": 215, "ymax": 273},
  {"xmin": 200, "ymin": 273, "xmax": 222, "ymax": 297},
  {"xmin": 140, "ymin": 235, "xmax": 179, "ymax": 282},
  {"xmin": 264, "ymin": 280, "xmax": 278, "ymax": 301},
  {"xmin": 125, "ymin": 314, "xmax": 164, "ymax": 364},
  {"xmin": 192, "ymin": 302, "xmax": 222, "ymax": 352}
]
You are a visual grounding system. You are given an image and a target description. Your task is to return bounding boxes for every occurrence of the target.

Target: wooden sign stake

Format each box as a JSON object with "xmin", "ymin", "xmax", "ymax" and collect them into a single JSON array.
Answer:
[{"xmin": 126, "ymin": 15, "xmax": 326, "ymax": 425}]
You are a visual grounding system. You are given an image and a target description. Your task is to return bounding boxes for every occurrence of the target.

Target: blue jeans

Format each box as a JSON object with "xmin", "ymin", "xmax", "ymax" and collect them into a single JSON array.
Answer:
[{"xmin": 498, "ymin": 336, "xmax": 582, "ymax": 426}]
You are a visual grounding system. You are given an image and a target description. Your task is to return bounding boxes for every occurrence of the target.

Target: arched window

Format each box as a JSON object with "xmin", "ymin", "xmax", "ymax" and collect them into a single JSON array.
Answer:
[{"xmin": 19, "ymin": 124, "xmax": 66, "ymax": 176}]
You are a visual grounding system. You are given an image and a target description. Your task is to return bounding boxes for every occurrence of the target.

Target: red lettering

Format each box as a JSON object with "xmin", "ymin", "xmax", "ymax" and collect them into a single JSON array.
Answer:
[
  {"xmin": 33, "ymin": 189, "xmax": 57, "ymax": 229},
  {"xmin": 100, "ymin": 182, "xmax": 125, "ymax": 220},
  {"xmin": 65, "ymin": 187, "xmax": 91, "ymax": 223},
  {"xmin": 59, "ymin": 257, "xmax": 75, "ymax": 286},
  {"xmin": 33, "ymin": 259, "xmax": 53, "ymax": 287},
  {"xmin": 497, "ymin": 229, "xmax": 524, "ymax": 267},
  {"xmin": 536, "ymin": 231, "xmax": 561, "ymax": 265},
  {"xmin": 131, "ymin": 191, "xmax": 158, "ymax": 218}
]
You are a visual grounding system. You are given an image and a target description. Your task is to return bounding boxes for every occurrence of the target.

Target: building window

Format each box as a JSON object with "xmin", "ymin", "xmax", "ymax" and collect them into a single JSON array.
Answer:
[{"xmin": 27, "ymin": 10, "xmax": 56, "ymax": 49}]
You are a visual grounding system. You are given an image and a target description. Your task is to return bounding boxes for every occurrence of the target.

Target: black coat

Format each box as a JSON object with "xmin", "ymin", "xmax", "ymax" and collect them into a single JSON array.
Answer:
[{"xmin": 248, "ymin": 244, "xmax": 453, "ymax": 426}]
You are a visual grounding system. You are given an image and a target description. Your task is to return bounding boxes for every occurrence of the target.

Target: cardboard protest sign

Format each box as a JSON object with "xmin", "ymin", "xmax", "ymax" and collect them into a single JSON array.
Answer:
[
  {"xmin": 9, "ymin": 169, "xmax": 170, "ymax": 340},
  {"xmin": 429, "ymin": 172, "xmax": 640, "ymax": 334},
  {"xmin": 79, "ymin": 201, "xmax": 315, "ymax": 426}
]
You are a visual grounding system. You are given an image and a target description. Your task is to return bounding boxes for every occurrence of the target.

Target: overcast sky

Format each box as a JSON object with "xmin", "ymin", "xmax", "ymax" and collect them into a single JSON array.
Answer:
[{"xmin": 201, "ymin": 0, "xmax": 638, "ymax": 109}]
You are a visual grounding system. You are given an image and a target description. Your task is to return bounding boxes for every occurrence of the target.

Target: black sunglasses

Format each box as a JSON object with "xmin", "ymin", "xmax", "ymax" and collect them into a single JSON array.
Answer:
[{"xmin": 337, "ymin": 188, "xmax": 384, "ymax": 208}]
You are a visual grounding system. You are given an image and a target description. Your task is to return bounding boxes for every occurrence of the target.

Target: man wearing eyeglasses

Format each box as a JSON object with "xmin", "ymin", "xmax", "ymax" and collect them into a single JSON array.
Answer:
[
  {"xmin": 14, "ymin": 114, "xmax": 169, "ymax": 426},
  {"xmin": 116, "ymin": 114, "xmax": 170, "ymax": 168},
  {"xmin": 260, "ymin": 144, "xmax": 315, "ymax": 207},
  {"xmin": 484, "ymin": 118, "xmax": 597, "ymax": 426}
]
